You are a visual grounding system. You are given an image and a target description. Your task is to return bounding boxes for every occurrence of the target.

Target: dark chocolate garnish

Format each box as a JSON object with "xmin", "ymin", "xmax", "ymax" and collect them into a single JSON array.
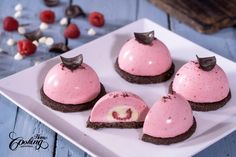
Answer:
[
  {"xmin": 24, "ymin": 29, "xmax": 43, "ymax": 41},
  {"xmin": 134, "ymin": 31, "xmax": 155, "ymax": 45},
  {"xmin": 44, "ymin": 0, "xmax": 59, "ymax": 7},
  {"xmin": 49, "ymin": 43, "xmax": 70, "ymax": 53},
  {"xmin": 0, "ymin": 50, "xmax": 9, "ymax": 55},
  {"xmin": 60, "ymin": 54, "xmax": 83, "ymax": 71},
  {"xmin": 19, "ymin": 23, "xmax": 30, "ymax": 27},
  {"xmin": 65, "ymin": 5, "xmax": 86, "ymax": 18},
  {"xmin": 196, "ymin": 55, "xmax": 216, "ymax": 71}
]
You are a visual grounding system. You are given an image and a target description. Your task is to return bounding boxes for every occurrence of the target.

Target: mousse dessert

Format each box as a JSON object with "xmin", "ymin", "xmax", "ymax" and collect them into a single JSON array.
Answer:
[
  {"xmin": 40, "ymin": 54, "xmax": 106, "ymax": 112},
  {"xmin": 142, "ymin": 92, "xmax": 196, "ymax": 145},
  {"xmin": 170, "ymin": 55, "xmax": 231, "ymax": 111},
  {"xmin": 115, "ymin": 30, "xmax": 175, "ymax": 84},
  {"xmin": 87, "ymin": 91, "xmax": 149, "ymax": 129}
]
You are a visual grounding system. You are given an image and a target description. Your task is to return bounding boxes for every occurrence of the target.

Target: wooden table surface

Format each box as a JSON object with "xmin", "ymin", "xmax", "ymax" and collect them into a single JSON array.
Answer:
[{"xmin": 0, "ymin": 0, "xmax": 236, "ymax": 157}]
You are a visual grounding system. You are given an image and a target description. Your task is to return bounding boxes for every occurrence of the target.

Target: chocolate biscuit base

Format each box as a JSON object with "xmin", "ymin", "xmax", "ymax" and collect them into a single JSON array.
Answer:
[
  {"xmin": 169, "ymin": 81, "xmax": 231, "ymax": 111},
  {"xmin": 142, "ymin": 117, "xmax": 196, "ymax": 145},
  {"xmin": 115, "ymin": 58, "xmax": 175, "ymax": 84},
  {"xmin": 40, "ymin": 83, "xmax": 106, "ymax": 112},
  {"xmin": 87, "ymin": 117, "xmax": 144, "ymax": 130}
]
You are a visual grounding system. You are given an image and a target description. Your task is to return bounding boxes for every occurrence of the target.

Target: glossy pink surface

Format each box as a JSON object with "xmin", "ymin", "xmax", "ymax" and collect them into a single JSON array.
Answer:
[
  {"xmin": 89, "ymin": 91, "xmax": 149, "ymax": 122},
  {"xmin": 143, "ymin": 93, "xmax": 194, "ymax": 138},
  {"xmin": 118, "ymin": 38, "xmax": 172, "ymax": 76},
  {"xmin": 172, "ymin": 61, "xmax": 230, "ymax": 102},
  {"xmin": 43, "ymin": 63, "xmax": 101, "ymax": 104}
]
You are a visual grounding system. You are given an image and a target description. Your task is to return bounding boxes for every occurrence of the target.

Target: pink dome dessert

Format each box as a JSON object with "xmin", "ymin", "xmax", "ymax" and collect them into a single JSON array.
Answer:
[
  {"xmin": 87, "ymin": 91, "xmax": 149, "ymax": 129},
  {"xmin": 142, "ymin": 92, "xmax": 196, "ymax": 145},
  {"xmin": 40, "ymin": 54, "xmax": 106, "ymax": 112},
  {"xmin": 171, "ymin": 55, "xmax": 231, "ymax": 111},
  {"xmin": 115, "ymin": 31, "xmax": 175, "ymax": 84}
]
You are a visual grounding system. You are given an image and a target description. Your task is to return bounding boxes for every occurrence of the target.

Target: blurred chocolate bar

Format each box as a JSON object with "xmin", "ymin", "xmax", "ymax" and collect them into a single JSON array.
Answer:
[{"xmin": 150, "ymin": 0, "xmax": 236, "ymax": 33}]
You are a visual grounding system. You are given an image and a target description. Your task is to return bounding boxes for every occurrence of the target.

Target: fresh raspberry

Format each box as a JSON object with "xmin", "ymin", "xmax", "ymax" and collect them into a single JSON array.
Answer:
[
  {"xmin": 64, "ymin": 23, "xmax": 80, "ymax": 39},
  {"xmin": 17, "ymin": 39, "xmax": 37, "ymax": 56},
  {"xmin": 88, "ymin": 12, "xmax": 105, "ymax": 27},
  {"xmin": 39, "ymin": 10, "xmax": 55, "ymax": 24},
  {"xmin": 3, "ymin": 16, "xmax": 19, "ymax": 31},
  {"xmin": 112, "ymin": 108, "xmax": 132, "ymax": 120}
]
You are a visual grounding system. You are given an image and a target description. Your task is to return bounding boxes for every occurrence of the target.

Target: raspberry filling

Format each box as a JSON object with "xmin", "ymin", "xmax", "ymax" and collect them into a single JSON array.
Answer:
[{"xmin": 112, "ymin": 108, "xmax": 132, "ymax": 121}]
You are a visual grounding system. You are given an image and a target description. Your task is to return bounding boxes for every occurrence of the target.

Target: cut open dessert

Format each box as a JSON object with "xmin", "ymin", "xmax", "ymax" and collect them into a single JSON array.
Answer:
[{"xmin": 87, "ymin": 91, "xmax": 149, "ymax": 129}]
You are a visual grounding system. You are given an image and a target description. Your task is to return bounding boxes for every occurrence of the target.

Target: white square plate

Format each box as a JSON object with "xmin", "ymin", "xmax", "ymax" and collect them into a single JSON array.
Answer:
[{"xmin": 0, "ymin": 19, "xmax": 236, "ymax": 157}]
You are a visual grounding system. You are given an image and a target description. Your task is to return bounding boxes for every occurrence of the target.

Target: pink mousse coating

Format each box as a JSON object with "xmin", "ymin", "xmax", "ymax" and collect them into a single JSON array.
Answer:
[
  {"xmin": 43, "ymin": 63, "xmax": 101, "ymax": 104},
  {"xmin": 172, "ymin": 61, "xmax": 230, "ymax": 102},
  {"xmin": 118, "ymin": 38, "xmax": 172, "ymax": 76},
  {"xmin": 89, "ymin": 91, "xmax": 149, "ymax": 122},
  {"xmin": 143, "ymin": 93, "xmax": 194, "ymax": 138}
]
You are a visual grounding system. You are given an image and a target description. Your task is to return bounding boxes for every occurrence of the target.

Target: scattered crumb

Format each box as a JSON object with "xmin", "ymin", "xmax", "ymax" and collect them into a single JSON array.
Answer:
[
  {"xmin": 45, "ymin": 37, "xmax": 54, "ymax": 46},
  {"xmin": 39, "ymin": 22, "xmax": 48, "ymax": 30},
  {"xmin": 87, "ymin": 28, "xmax": 96, "ymax": 36},
  {"xmin": 39, "ymin": 36, "xmax": 47, "ymax": 43},
  {"xmin": 17, "ymin": 26, "xmax": 26, "ymax": 34},
  {"xmin": 14, "ymin": 11, "xmax": 22, "ymax": 18},
  {"xmin": 7, "ymin": 38, "xmax": 16, "ymax": 46},
  {"xmin": 32, "ymin": 40, "xmax": 39, "ymax": 47},
  {"xmin": 14, "ymin": 53, "xmax": 24, "ymax": 60},
  {"xmin": 166, "ymin": 117, "xmax": 172, "ymax": 124},
  {"xmin": 59, "ymin": 17, "xmax": 68, "ymax": 26}
]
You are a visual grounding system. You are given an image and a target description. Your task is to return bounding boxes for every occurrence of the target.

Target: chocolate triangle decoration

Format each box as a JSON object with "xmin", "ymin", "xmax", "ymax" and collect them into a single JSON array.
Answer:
[
  {"xmin": 196, "ymin": 55, "xmax": 216, "ymax": 71},
  {"xmin": 65, "ymin": 5, "xmax": 86, "ymax": 18},
  {"xmin": 44, "ymin": 0, "xmax": 59, "ymax": 7},
  {"xmin": 60, "ymin": 54, "xmax": 83, "ymax": 71},
  {"xmin": 24, "ymin": 29, "xmax": 43, "ymax": 41},
  {"xmin": 49, "ymin": 43, "xmax": 70, "ymax": 53},
  {"xmin": 134, "ymin": 31, "xmax": 155, "ymax": 45}
]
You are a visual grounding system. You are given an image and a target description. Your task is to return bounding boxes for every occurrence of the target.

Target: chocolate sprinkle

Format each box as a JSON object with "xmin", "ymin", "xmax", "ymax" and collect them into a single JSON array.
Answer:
[
  {"xmin": 196, "ymin": 55, "xmax": 216, "ymax": 71},
  {"xmin": 43, "ymin": 0, "xmax": 59, "ymax": 7},
  {"xmin": 113, "ymin": 94, "xmax": 119, "ymax": 98},
  {"xmin": 60, "ymin": 54, "xmax": 83, "ymax": 71},
  {"xmin": 24, "ymin": 29, "xmax": 43, "ymax": 41},
  {"xmin": 65, "ymin": 5, "xmax": 86, "ymax": 18},
  {"xmin": 134, "ymin": 30, "xmax": 155, "ymax": 45},
  {"xmin": 19, "ymin": 23, "xmax": 30, "ymax": 27},
  {"xmin": 122, "ymin": 93, "xmax": 129, "ymax": 97},
  {"xmin": 49, "ymin": 43, "xmax": 70, "ymax": 53}
]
